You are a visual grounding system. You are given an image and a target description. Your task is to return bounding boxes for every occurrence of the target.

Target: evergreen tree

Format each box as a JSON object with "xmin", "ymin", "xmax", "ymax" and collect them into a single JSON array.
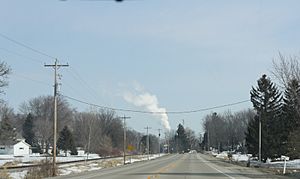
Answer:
[
  {"xmin": 57, "ymin": 126, "xmax": 77, "ymax": 156},
  {"xmin": 287, "ymin": 128, "xmax": 300, "ymax": 159},
  {"xmin": 22, "ymin": 113, "xmax": 41, "ymax": 153},
  {"xmin": 247, "ymin": 74, "xmax": 282, "ymax": 160},
  {"xmin": 0, "ymin": 115, "xmax": 16, "ymax": 144},
  {"xmin": 282, "ymin": 79, "xmax": 300, "ymax": 131},
  {"xmin": 22, "ymin": 113, "xmax": 35, "ymax": 146},
  {"xmin": 282, "ymin": 79, "xmax": 300, "ymax": 157},
  {"xmin": 245, "ymin": 115, "xmax": 260, "ymax": 155},
  {"xmin": 176, "ymin": 124, "xmax": 189, "ymax": 152}
]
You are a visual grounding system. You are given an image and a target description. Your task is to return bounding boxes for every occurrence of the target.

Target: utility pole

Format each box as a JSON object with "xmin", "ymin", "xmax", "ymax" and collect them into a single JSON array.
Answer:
[
  {"xmin": 258, "ymin": 114, "xmax": 262, "ymax": 163},
  {"xmin": 119, "ymin": 115, "xmax": 131, "ymax": 165},
  {"xmin": 45, "ymin": 59, "xmax": 68, "ymax": 176},
  {"xmin": 144, "ymin": 126, "xmax": 152, "ymax": 160},
  {"xmin": 158, "ymin": 129, "xmax": 161, "ymax": 157},
  {"xmin": 207, "ymin": 129, "xmax": 210, "ymax": 151},
  {"xmin": 87, "ymin": 123, "xmax": 91, "ymax": 161}
]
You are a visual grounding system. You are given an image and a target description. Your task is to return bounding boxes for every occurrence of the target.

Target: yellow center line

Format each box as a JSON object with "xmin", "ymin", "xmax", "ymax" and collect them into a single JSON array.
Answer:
[{"xmin": 147, "ymin": 155, "xmax": 186, "ymax": 179}]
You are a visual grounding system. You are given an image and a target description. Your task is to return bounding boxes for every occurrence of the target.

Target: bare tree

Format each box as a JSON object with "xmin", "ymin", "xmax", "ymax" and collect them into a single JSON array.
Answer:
[
  {"xmin": 185, "ymin": 127, "xmax": 199, "ymax": 151},
  {"xmin": 272, "ymin": 52, "xmax": 300, "ymax": 88},
  {"xmin": 203, "ymin": 109, "xmax": 254, "ymax": 152},
  {"xmin": 0, "ymin": 103, "xmax": 16, "ymax": 145},
  {"xmin": 19, "ymin": 96, "xmax": 74, "ymax": 153},
  {"xmin": 73, "ymin": 109, "xmax": 124, "ymax": 156},
  {"xmin": 0, "ymin": 102, "xmax": 14, "ymax": 121},
  {"xmin": 0, "ymin": 61, "xmax": 10, "ymax": 94},
  {"xmin": 126, "ymin": 129, "xmax": 143, "ymax": 154},
  {"xmin": 73, "ymin": 112, "xmax": 98, "ymax": 154}
]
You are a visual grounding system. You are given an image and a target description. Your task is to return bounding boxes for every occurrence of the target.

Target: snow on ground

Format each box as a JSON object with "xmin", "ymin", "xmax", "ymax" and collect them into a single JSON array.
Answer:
[
  {"xmin": 268, "ymin": 159, "xmax": 300, "ymax": 169},
  {"xmin": 215, "ymin": 151, "xmax": 250, "ymax": 162},
  {"xmin": 0, "ymin": 155, "xmax": 15, "ymax": 166},
  {"xmin": 0, "ymin": 153, "xmax": 101, "ymax": 167},
  {"xmin": 215, "ymin": 152, "xmax": 229, "ymax": 160},
  {"xmin": 3, "ymin": 153, "xmax": 166, "ymax": 178},
  {"xmin": 212, "ymin": 151, "xmax": 300, "ymax": 169},
  {"xmin": 9, "ymin": 170, "xmax": 27, "ymax": 179},
  {"xmin": 232, "ymin": 154, "xmax": 250, "ymax": 162},
  {"xmin": 58, "ymin": 154, "xmax": 166, "ymax": 176}
]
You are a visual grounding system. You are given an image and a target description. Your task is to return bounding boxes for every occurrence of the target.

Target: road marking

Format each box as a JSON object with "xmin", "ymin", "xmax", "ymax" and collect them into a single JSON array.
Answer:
[
  {"xmin": 197, "ymin": 154, "xmax": 235, "ymax": 179},
  {"xmin": 147, "ymin": 154, "xmax": 183, "ymax": 179}
]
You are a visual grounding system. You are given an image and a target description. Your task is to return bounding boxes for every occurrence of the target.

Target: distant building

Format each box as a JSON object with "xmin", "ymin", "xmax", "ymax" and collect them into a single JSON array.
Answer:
[
  {"xmin": 77, "ymin": 147, "xmax": 85, "ymax": 156},
  {"xmin": 0, "ymin": 139, "xmax": 31, "ymax": 156}
]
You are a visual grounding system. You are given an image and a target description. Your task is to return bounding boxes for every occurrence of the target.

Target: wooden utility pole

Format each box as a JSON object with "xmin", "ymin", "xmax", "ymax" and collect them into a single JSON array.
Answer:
[
  {"xmin": 119, "ymin": 115, "xmax": 131, "ymax": 165},
  {"xmin": 144, "ymin": 126, "xmax": 152, "ymax": 160},
  {"xmin": 45, "ymin": 59, "xmax": 68, "ymax": 176},
  {"xmin": 259, "ymin": 114, "xmax": 262, "ymax": 163}
]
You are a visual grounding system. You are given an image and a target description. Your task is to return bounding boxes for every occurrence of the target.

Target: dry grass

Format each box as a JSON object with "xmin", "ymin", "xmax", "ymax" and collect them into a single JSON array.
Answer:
[
  {"xmin": 25, "ymin": 159, "xmax": 56, "ymax": 179},
  {"xmin": 0, "ymin": 167, "xmax": 12, "ymax": 179}
]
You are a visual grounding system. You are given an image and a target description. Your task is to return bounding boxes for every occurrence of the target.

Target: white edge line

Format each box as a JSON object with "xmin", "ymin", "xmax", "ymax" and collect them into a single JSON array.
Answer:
[{"xmin": 197, "ymin": 154, "xmax": 235, "ymax": 179}]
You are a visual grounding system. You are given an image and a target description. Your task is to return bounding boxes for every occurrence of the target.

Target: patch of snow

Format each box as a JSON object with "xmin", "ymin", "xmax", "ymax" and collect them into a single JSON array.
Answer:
[
  {"xmin": 88, "ymin": 167, "xmax": 101, "ymax": 171},
  {"xmin": 270, "ymin": 159, "xmax": 300, "ymax": 169},
  {"xmin": 0, "ymin": 153, "xmax": 101, "ymax": 167},
  {"xmin": 232, "ymin": 154, "xmax": 249, "ymax": 162},
  {"xmin": 216, "ymin": 151, "xmax": 228, "ymax": 159},
  {"xmin": 6, "ymin": 153, "xmax": 167, "ymax": 178},
  {"xmin": 59, "ymin": 169, "xmax": 73, "ymax": 176},
  {"xmin": 9, "ymin": 170, "xmax": 28, "ymax": 179}
]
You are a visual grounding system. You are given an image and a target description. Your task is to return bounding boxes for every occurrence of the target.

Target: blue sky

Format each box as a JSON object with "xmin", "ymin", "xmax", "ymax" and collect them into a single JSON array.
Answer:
[{"xmin": 1, "ymin": 0, "xmax": 300, "ymax": 135}]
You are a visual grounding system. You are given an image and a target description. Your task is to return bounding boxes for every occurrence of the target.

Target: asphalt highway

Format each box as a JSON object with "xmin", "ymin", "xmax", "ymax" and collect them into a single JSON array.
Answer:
[{"xmin": 52, "ymin": 153, "xmax": 290, "ymax": 179}]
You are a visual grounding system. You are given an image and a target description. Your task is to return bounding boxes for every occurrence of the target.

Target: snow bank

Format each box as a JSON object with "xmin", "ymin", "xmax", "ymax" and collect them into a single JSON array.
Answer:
[
  {"xmin": 269, "ymin": 159, "xmax": 300, "ymax": 169},
  {"xmin": 232, "ymin": 154, "xmax": 249, "ymax": 162},
  {"xmin": 216, "ymin": 152, "xmax": 228, "ymax": 159},
  {"xmin": 211, "ymin": 151, "xmax": 300, "ymax": 169},
  {"xmin": 213, "ymin": 151, "xmax": 250, "ymax": 162}
]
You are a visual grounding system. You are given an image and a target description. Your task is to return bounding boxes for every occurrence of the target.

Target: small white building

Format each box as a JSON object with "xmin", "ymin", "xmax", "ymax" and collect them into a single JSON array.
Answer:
[{"xmin": 0, "ymin": 139, "xmax": 31, "ymax": 156}]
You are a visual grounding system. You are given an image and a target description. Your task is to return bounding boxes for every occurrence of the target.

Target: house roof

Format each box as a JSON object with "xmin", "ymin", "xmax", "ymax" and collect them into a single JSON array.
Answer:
[{"xmin": 18, "ymin": 140, "xmax": 31, "ymax": 147}]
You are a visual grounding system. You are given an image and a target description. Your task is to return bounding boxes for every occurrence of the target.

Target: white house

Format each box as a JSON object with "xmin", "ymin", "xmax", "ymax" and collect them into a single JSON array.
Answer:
[{"xmin": 0, "ymin": 139, "xmax": 31, "ymax": 156}]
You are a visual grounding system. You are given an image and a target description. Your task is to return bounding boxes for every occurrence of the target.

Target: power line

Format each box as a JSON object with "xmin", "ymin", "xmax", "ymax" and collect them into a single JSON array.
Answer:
[
  {"xmin": 0, "ymin": 32, "xmax": 56, "ymax": 59},
  {"xmin": 12, "ymin": 73, "xmax": 51, "ymax": 87},
  {"xmin": 66, "ymin": 67, "xmax": 102, "ymax": 100},
  {"xmin": 0, "ymin": 33, "xmax": 109, "ymax": 104},
  {"xmin": 60, "ymin": 94, "xmax": 250, "ymax": 114},
  {"xmin": 0, "ymin": 47, "xmax": 44, "ymax": 64}
]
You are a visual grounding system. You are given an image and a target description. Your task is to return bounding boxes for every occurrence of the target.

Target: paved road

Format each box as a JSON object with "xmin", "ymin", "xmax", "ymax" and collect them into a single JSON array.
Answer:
[{"xmin": 53, "ymin": 153, "xmax": 289, "ymax": 179}]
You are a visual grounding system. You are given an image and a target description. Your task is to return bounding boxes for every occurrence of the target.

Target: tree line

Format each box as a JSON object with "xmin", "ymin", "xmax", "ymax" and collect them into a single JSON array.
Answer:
[
  {"xmin": 201, "ymin": 110, "xmax": 255, "ymax": 152},
  {"xmin": 0, "ymin": 95, "xmax": 170, "ymax": 156},
  {"xmin": 201, "ymin": 54, "xmax": 300, "ymax": 161},
  {"xmin": 165, "ymin": 124, "xmax": 201, "ymax": 153}
]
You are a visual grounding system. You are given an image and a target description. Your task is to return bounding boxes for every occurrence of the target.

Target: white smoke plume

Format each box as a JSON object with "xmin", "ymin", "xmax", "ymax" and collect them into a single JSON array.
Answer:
[{"xmin": 123, "ymin": 91, "xmax": 171, "ymax": 131}]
